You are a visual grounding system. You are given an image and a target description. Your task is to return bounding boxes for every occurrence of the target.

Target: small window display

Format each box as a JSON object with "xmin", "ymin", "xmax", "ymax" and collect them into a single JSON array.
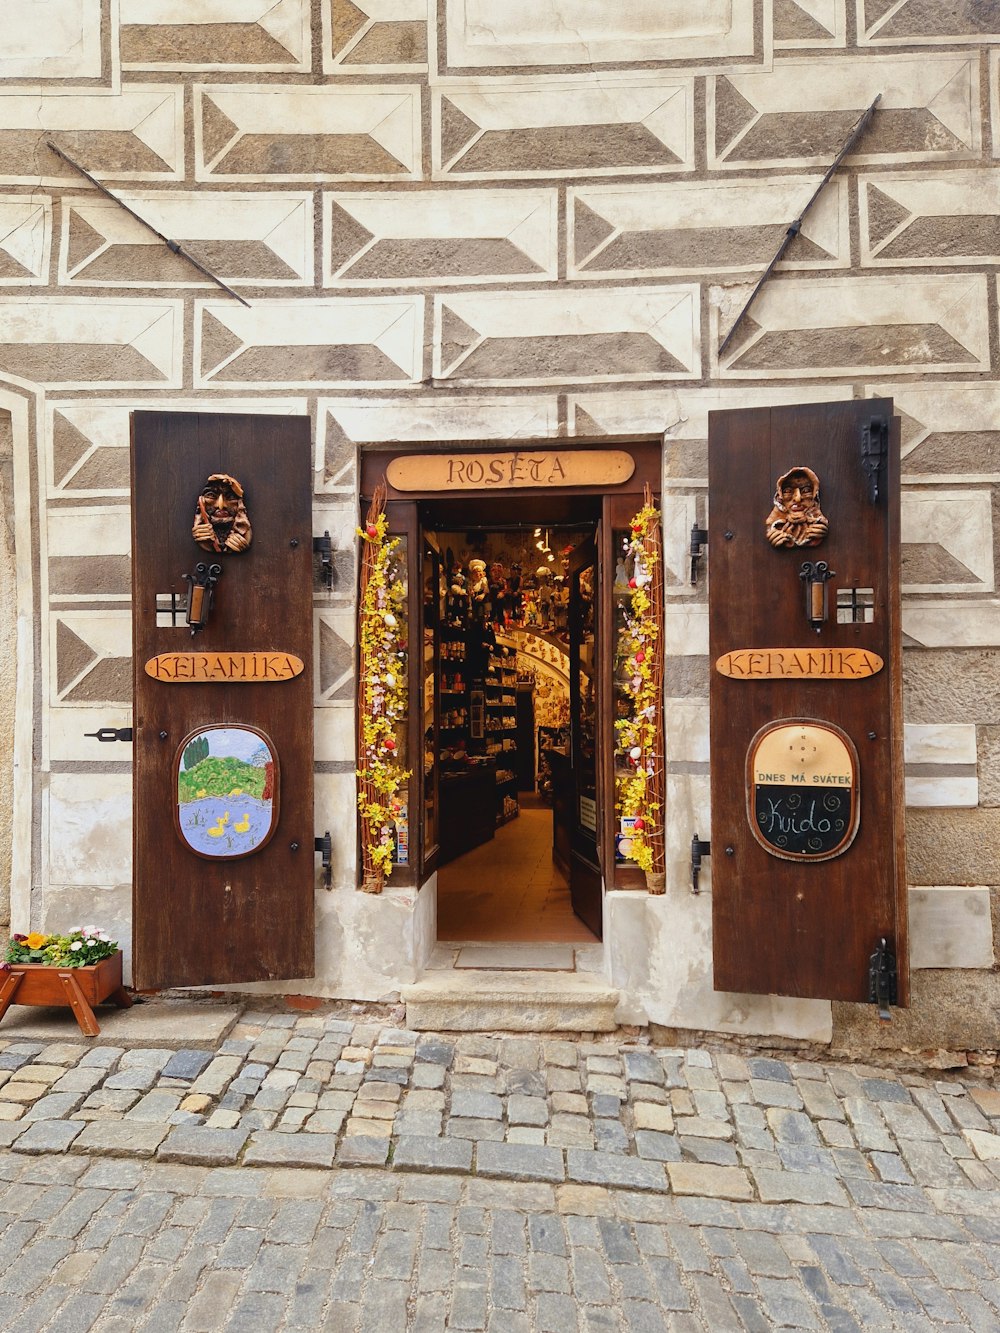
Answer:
[{"xmin": 174, "ymin": 725, "xmax": 278, "ymax": 860}]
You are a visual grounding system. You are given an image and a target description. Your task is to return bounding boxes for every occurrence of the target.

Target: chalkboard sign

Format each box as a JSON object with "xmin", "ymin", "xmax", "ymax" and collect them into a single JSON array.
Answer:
[{"xmin": 746, "ymin": 720, "xmax": 859, "ymax": 863}]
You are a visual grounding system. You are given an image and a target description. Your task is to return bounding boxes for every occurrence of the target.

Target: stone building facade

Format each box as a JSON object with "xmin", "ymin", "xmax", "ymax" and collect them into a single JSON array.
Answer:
[{"xmin": 2, "ymin": 1, "xmax": 999, "ymax": 1050}]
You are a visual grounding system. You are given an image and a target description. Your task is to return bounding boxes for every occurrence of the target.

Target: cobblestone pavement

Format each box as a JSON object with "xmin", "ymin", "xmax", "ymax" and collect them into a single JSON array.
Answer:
[{"xmin": 0, "ymin": 1011, "xmax": 999, "ymax": 1329}]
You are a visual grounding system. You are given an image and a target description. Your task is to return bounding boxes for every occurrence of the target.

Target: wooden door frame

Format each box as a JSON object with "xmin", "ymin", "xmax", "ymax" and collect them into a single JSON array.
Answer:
[{"xmin": 359, "ymin": 438, "xmax": 661, "ymax": 894}]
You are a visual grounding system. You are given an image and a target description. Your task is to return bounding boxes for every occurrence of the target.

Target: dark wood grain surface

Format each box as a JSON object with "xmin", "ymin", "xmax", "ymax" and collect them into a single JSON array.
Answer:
[
  {"xmin": 708, "ymin": 399, "xmax": 907, "ymax": 1004},
  {"xmin": 131, "ymin": 412, "xmax": 315, "ymax": 990}
]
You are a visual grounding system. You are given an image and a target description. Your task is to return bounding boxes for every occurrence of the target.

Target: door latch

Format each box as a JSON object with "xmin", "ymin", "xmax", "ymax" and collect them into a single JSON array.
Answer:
[
  {"xmin": 84, "ymin": 727, "xmax": 133, "ymax": 743},
  {"xmin": 691, "ymin": 834, "xmax": 711, "ymax": 894},
  {"xmin": 867, "ymin": 935, "xmax": 898, "ymax": 1021},
  {"xmin": 315, "ymin": 831, "xmax": 332, "ymax": 890},
  {"xmin": 861, "ymin": 414, "xmax": 889, "ymax": 505}
]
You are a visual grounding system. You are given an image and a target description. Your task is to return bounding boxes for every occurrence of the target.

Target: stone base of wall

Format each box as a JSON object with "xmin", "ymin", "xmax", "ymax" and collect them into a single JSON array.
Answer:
[{"xmin": 833, "ymin": 970, "xmax": 1000, "ymax": 1056}]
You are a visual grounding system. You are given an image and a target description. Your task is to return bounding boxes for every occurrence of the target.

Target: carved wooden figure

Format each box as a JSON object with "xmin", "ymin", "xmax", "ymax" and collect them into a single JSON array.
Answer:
[
  {"xmin": 192, "ymin": 472, "xmax": 252, "ymax": 554},
  {"xmin": 765, "ymin": 465, "xmax": 828, "ymax": 548}
]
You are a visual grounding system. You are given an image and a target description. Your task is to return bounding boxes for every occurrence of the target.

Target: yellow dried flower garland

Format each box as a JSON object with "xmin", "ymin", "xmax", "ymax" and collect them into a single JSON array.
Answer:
[
  {"xmin": 357, "ymin": 511, "xmax": 411, "ymax": 881},
  {"xmin": 615, "ymin": 500, "xmax": 662, "ymax": 875}
]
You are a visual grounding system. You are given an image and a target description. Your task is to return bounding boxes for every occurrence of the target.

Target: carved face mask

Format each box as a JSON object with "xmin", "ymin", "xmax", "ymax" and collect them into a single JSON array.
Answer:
[
  {"xmin": 765, "ymin": 466, "xmax": 828, "ymax": 549},
  {"xmin": 193, "ymin": 473, "xmax": 253, "ymax": 554},
  {"xmin": 777, "ymin": 468, "xmax": 818, "ymax": 516}
]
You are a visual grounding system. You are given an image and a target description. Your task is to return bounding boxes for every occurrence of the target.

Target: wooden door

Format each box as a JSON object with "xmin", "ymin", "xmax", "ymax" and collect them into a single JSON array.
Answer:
[
  {"xmin": 131, "ymin": 412, "xmax": 314, "ymax": 989},
  {"xmin": 568, "ymin": 537, "xmax": 602, "ymax": 938},
  {"xmin": 708, "ymin": 398, "xmax": 906, "ymax": 1004}
]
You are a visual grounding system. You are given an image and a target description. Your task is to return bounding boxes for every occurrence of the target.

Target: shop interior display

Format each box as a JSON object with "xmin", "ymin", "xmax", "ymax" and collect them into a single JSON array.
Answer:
[{"xmin": 428, "ymin": 527, "xmax": 583, "ymax": 865}]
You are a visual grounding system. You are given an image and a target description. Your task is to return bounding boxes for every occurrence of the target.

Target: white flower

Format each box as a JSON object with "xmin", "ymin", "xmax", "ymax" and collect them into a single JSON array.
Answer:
[
  {"xmin": 70, "ymin": 941, "xmax": 83, "ymax": 951},
  {"xmin": 97, "ymin": 932, "xmax": 111, "ymax": 942}
]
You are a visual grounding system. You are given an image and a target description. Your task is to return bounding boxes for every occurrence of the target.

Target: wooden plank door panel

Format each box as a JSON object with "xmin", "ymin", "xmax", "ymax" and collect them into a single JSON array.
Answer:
[
  {"xmin": 132, "ymin": 412, "xmax": 315, "ymax": 990},
  {"xmin": 708, "ymin": 399, "xmax": 907, "ymax": 1004},
  {"xmin": 568, "ymin": 537, "xmax": 602, "ymax": 939}
]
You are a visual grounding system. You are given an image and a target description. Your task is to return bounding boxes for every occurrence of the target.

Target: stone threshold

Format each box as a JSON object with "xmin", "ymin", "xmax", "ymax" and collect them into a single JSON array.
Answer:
[{"xmin": 402, "ymin": 968, "xmax": 620, "ymax": 1032}]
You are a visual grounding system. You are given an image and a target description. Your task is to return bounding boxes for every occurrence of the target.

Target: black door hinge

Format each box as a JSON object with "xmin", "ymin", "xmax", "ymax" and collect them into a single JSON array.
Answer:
[
  {"xmin": 85, "ymin": 727, "xmax": 133, "ymax": 743},
  {"xmin": 867, "ymin": 935, "xmax": 898, "ymax": 1021},
  {"xmin": 313, "ymin": 532, "xmax": 333, "ymax": 589},
  {"xmin": 861, "ymin": 414, "xmax": 889, "ymax": 505},
  {"xmin": 689, "ymin": 524, "xmax": 708, "ymax": 585},
  {"xmin": 315, "ymin": 831, "xmax": 332, "ymax": 890},
  {"xmin": 691, "ymin": 834, "xmax": 711, "ymax": 894}
]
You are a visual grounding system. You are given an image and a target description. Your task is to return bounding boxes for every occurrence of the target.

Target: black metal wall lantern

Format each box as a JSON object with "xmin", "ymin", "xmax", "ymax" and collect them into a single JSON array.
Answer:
[
  {"xmin": 183, "ymin": 562, "xmax": 222, "ymax": 635},
  {"xmin": 799, "ymin": 560, "xmax": 834, "ymax": 633}
]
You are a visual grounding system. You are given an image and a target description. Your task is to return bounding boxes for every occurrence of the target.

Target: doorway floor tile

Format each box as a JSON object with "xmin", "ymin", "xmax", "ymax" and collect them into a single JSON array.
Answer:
[
  {"xmin": 436, "ymin": 805, "xmax": 598, "ymax": 944},
  {"xmin": 454, "ymin": 944, "xmax": 576, "ymax": 970}
]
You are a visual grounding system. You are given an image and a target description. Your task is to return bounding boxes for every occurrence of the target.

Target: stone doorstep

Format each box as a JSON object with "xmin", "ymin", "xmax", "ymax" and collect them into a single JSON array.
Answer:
[
  {"xmin": 401, "ymin": 970, "xmax": 620, "ymax": 1033},
  {"xmin": 0, "ymin": 1003, "xmax": 244, "ymax": 1049}
]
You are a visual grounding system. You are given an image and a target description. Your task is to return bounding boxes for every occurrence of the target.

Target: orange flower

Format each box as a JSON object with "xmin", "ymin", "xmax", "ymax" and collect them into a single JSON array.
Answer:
[{"xmin": 24, "ymin": 932, "xmax": 49, "ymax": 950}]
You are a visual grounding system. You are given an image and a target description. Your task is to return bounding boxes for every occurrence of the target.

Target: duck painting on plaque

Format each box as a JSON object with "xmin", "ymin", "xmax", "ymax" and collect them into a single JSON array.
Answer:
[{"xmin": 174, "ymin": 725, "xmax": 278, "ymax": 860}]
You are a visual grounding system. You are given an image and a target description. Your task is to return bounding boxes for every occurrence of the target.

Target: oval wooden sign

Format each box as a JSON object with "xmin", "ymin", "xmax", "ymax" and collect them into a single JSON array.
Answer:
[
  {"xmin": 746, "ymin": 719, "xmax": 859, "ymax": 862},
  {"xmin": 716, "ymin": 647, "xmax": 883, "ymax": 680},
  {"xmin": 387, "ymin": 450, "xmax": 635, "ymax": 492},
  {"xmin": 146, "ymin": 652, "xmax": 304, "ymax": 683},
  {"xmin": 174, "ymin": 725, "xmax": 279, "ymax": 861}
]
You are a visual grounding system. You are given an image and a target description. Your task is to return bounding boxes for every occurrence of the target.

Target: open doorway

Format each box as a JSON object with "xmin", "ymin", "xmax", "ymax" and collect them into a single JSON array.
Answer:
[{"xmin": 419, "ymin": 495, "xmax": 602, "ymax": 945}]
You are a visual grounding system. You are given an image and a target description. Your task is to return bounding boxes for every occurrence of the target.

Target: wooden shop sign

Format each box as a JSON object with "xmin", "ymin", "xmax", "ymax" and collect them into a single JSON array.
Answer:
[
  {"xmin": 715, "ymin": 647, "xmax": 883, "ymax": 681},
  {"xmin": 387, "ymin": 450, "xmax": 635, "ymax": 492},
  {"xmin": 145, "ymin": 652, "xmax": 304, "ymax": 683}
]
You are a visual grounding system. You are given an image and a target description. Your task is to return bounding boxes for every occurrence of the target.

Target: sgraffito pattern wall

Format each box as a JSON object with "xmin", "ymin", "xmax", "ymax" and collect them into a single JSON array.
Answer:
[{"xmin": 2, "ymin": 0, "xmax": 999, "ymax": 1032}]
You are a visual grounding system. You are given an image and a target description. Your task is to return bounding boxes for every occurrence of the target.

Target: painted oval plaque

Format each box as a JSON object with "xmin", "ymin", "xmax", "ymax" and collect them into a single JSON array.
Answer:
[
  {"xmin": 174, "ymin": 725, "xmax": 279, "ymax": 861},
  {"xmin": 746, "ymin": 719, "xmax": 859, "ymax": 862}
]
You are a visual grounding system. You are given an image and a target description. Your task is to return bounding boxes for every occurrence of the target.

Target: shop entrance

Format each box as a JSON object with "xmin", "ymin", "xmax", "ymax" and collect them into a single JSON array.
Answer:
[
  {"xmin": 359, "ymin": 440, "xmax": 661, "ymax": 950},
  {"xmin": 419, "ymin": 497, "xmax": 601, "ymax": 943}
]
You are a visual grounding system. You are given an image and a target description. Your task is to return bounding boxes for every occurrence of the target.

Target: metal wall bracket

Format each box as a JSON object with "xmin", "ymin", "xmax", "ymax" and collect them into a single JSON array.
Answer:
[
  {"xmin": 689, "ymin": 524, "xmax": 709, "ymax": 585},
  {"xmin": 867, "ymin": 936, "xmax": 898, "ymax": 1021},
  {"xmin": 315, "ymin": 831, "xmax": 332, "ymax": 890},
  {"xmin": 313, "ymin": 532, "xmax": 333, "ymax": 590},
  {"xmin": 46, "ymin": 140, "xmax": 250, "ymax": 308},
  {"xmin": 718, "ymin": 93, "xmax": 881, "ymax": 357},
  {"xmin": 861, "ymin": 415, "xmax": 889, "ymax": 505},
  {"xmin": 691, "ymin": 834, "xmax": 711, "ymax": 894},
  {"xmin": 84, "ymin": 727, "xmax": 134, "ymax": 743}
]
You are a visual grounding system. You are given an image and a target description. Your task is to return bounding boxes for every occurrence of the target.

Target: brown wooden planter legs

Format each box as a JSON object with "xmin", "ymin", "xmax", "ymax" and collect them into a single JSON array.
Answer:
[{"xmin": 0, "ymin": 955, "xmax": 132, "ymax": 1037}]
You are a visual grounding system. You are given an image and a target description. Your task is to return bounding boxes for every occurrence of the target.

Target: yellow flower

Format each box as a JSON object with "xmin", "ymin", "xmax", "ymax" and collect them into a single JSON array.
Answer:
[{"xmin": 25, "ymin": 932, "xmax": 49, "ymax": 950}]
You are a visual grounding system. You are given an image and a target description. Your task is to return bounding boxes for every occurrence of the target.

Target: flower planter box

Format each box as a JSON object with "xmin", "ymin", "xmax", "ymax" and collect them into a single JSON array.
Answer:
[{"xmin": 0, "ymin": 952, "xmax": 131, "ymax": 1037}]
